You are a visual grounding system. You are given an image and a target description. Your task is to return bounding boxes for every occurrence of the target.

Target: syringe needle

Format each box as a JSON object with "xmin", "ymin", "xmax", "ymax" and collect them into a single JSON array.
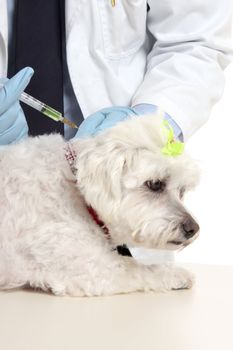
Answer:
[{"xmin": 62, "ymin": 117, "xmax": 78, "ymax": 129}]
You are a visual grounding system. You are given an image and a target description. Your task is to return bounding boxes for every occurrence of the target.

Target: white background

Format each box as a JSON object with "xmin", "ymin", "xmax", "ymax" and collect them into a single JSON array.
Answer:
[{"xmin": 177, "ymin": 63, "xmax": 233, "ymax": 266}]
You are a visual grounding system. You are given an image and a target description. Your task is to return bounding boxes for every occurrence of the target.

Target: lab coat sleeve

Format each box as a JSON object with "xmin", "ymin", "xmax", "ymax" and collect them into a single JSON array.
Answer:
[{"xmin": 131, "ymin": 0, "xmax": 233, "ymax": 140}]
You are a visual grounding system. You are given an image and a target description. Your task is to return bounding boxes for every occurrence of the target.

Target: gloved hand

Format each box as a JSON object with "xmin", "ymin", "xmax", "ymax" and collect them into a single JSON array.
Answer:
[
  {"xmin": 0, "ymin": 67, "xmax": 34, "ymax": 145},
  {"xmin": 74, "ymin": 106, "xmax": 139, "ymax": 138}
]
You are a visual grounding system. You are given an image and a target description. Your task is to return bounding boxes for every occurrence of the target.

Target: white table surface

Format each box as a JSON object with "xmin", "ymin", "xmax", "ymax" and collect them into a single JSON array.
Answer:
[{"xmin": 1, "ymin": 264, "xmax": 233, "ymax": 350}]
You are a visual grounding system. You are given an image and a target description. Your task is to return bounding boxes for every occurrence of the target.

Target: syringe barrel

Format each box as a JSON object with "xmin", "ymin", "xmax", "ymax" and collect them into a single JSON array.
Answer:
[{"xmin": 19, "ymin": 92, "xmax": 45, "ymax": 112}]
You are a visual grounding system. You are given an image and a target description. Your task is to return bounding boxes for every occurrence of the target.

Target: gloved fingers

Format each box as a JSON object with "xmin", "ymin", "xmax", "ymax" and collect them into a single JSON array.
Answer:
[
  {"xmin": 75, "ymin": 106, "xmax": 138, "ymax": 139},
  {"xmin": 94, "ymin": 111, "xmax": 128, "ymax": 133},
  {"xmin": 100, "ymin": 106, "xmax": 138, "ymax": 116},
  {"xmin": 75, "ymin": 111, "xmax": 106, "ymax": 138},
  {"xmin": 0, "ymin": 110, "xmax": 28, "ymax": 146},
  {"xmin": 0, "ymin": 67, "xmax": 34, "ymax": 114},
  {"xmin": 93, "ymin": 109, "xmax": 137, "ymax": 133},
  {"xmin": 0, "ymin": 102, "xmax": 21, "ymax": 130},
  {"xmin": 11, "ymin": 123, "xmax": 28, "ymax": 144}
]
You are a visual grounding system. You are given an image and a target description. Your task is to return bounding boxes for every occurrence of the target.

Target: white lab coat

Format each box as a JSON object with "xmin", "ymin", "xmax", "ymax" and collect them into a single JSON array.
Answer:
[{"xmin": 0, "ymin": 0, "xmax": 232, "ymax": 140}]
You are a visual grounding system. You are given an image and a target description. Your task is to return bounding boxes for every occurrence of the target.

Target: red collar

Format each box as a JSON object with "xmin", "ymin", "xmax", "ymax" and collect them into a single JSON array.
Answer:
[
  {"xmin": 64, "ymin": 142, "xmax": 77, "ymax": 177},
  {"xmin": 64, "ymin": 142, "xmax": 110, "ymax": 239},
  {"xmin": 87, "ymin": 206, "xmax": 111, "ymax": 239}
]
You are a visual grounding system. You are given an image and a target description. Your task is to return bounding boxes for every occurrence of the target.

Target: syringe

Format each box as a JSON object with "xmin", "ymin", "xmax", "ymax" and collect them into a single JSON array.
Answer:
[
  {"xmin": 20, "ymin": 92, "xmax": 78, "ymax": 129},
  {"xmin": 0, "ymin": 83, "xmax": 78, "ymax": 129}
]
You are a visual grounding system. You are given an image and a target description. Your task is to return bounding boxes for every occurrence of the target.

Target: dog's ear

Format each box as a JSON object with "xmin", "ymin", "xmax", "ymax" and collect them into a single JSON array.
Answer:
[{"xmin": 76, "ymin": 137, "xmax": 128, "ymax": 210}]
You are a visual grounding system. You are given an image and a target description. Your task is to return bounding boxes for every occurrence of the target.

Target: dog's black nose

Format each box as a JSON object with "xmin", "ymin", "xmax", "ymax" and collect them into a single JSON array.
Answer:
[{"xmin": 182, "ymin": 218, "xmax": 199, "ymax": 239}]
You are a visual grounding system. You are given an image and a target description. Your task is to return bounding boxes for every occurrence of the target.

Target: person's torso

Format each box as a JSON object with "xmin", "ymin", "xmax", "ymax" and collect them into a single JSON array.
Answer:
[{"xmin": 0, "ymin": 0, "xmax": 153, "ymax": 117}]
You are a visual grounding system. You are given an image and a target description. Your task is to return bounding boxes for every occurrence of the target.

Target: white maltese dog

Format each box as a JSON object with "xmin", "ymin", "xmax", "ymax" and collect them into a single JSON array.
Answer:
[{"xmin": 0, "ymin": 115, "xmax": 200, "ymax": 296}]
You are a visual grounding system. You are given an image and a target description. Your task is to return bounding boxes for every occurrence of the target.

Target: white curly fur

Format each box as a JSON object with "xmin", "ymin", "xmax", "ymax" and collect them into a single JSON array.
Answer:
[{"xmin": 0, "ymin": 115, "xmax": 200, "ymax": 296}]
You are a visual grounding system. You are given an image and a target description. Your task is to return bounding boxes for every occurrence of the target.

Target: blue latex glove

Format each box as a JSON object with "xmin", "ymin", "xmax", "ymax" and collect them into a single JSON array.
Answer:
[
  {"xmin": 75, "ymin": 106, "xmax": 139, "ymax": 138},
  {"xmin": 0, "ymin": 67, "xmax": 34, "ymax": 145},
  {"xmin": 74, "ymin": 104, "xmax": 183, "ymax": 141}
]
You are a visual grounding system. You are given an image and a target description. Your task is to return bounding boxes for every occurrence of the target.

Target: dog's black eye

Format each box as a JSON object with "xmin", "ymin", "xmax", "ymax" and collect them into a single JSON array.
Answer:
[{"xmin": 145, "ymin": 180, "xmax": 166, "ymax": 193}]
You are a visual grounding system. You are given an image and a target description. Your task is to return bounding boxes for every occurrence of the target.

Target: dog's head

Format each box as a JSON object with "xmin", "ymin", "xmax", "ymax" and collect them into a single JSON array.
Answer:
[{"xmin": 76, "ymin": 114, "xmax": 200, "ymax": 250}]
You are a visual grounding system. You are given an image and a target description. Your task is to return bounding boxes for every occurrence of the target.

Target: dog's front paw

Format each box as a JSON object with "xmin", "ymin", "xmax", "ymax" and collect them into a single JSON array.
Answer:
[{"xmin": 169, "ymin": 266, "xmax": 194, "ymax": 290}]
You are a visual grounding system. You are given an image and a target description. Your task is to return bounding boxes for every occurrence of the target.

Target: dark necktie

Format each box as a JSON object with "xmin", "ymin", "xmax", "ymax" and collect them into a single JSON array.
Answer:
[{"xmin": 14, "ymin": 0, "xmax": 65, "ymax": 136}]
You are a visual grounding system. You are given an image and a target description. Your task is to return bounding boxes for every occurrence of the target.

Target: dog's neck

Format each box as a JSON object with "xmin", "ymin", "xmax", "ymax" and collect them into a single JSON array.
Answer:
[
  {"xmin": 64, "ymin": 141, "xmax": 111, "ymax": 239},
  {"xmin": 64, "ymin": 142, "xmax": 78, "ymax": 177}
]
